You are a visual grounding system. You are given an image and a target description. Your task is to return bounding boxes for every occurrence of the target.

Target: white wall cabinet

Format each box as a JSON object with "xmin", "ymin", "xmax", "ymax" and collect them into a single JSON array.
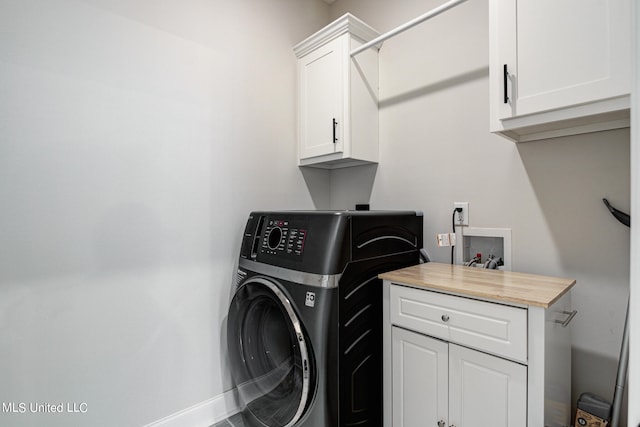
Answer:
[
  {"xmin": 489, "ymin": 0, "xmax": 631, "ymax": 142},
  {"xmin": 294, "ymin": 14, "xmax": 379, "ymax": 168}
]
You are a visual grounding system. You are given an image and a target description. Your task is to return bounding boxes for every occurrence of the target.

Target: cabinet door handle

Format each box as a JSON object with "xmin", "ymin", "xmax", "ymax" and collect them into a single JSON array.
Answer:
[
  {"xmin": 332, "ymin": 118, "xmax": 338, "ymax": 143},
  {"xmin": 437, "ymin": 421, "xmax": 446, "ymax": 427},
  {"xmin": 503, "ymin": 64, "xmax": 509, "ymax": 104},
  {"xmin": 555, "ymin": 310, "xmax": 577, "ymax": 327},
  {"xmin": 441, "ymin": 314, "xmax": 450, "ymax": 322}
]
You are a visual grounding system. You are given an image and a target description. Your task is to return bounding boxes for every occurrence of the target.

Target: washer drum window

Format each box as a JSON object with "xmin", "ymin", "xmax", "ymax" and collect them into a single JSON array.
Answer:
[{"xmin": 227, "ymin": 278, "xmax": 313, "ymax": 427}]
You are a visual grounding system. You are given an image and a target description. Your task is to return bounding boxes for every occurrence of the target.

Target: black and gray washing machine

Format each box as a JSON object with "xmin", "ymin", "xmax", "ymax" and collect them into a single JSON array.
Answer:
[{"xmin": 227, "ymin": 210, "xmax": 423, "ymax": 427}]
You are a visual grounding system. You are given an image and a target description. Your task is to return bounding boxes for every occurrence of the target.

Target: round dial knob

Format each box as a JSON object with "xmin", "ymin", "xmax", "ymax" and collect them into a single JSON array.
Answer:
[{"xmin": 267, "ymin": 227, "xmax": 283, "ymax": 250}]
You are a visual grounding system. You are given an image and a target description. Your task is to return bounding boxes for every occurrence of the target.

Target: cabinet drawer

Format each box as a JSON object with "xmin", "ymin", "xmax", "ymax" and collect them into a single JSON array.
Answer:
[{"xmin": 390, "ymin": 285, "xmax": 527, "ymax": 363}]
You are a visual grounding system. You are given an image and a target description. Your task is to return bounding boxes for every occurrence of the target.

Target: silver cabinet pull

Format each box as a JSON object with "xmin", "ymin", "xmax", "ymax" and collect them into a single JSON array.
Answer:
[
  {"xmin": 555, "ymin": 310, "xmax": 577, "ymax": 327},
  {"xmin": 437, "ymin": 421, "xmax": 446, "ymax": 427},
  {"xmin": 441, "ymin": 314, "xmax": 450, "ymax": 322}
]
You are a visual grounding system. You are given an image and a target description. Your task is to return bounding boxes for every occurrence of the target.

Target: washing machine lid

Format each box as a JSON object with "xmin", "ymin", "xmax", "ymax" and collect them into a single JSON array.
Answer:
[{"xmin": 227, "ymin": 277, "xmax": 313, "ymax": 427}]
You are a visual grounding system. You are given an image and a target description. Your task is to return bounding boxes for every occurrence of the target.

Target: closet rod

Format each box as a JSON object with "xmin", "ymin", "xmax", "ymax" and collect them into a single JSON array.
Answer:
[{"xmin": 350, "ymin": 0, "xmax": 468, "ymax": 57}]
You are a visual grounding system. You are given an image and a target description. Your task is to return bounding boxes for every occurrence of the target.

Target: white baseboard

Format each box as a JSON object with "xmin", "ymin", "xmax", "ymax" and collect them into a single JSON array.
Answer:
[{"xmin": 144, "ymin": 388, "xmax": 240, "ymax": 427}]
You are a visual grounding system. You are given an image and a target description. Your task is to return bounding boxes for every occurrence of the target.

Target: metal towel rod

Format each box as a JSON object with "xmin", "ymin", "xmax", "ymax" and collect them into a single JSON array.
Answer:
[{"xmin": 350, "ymin": 0, "xmax": 469, "ymax": 57}]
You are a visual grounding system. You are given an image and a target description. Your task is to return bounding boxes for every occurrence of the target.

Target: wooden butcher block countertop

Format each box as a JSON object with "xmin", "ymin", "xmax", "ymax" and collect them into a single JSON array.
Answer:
[{"xmin": 379, "ymin": 262, "xmax": 576, "ymax": 308}]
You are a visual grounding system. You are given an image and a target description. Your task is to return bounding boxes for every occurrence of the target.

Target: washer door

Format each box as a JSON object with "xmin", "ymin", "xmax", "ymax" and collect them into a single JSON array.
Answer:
[{"xmin": 227, "ymin": 277, "xmax": 313, "ymax": 427}]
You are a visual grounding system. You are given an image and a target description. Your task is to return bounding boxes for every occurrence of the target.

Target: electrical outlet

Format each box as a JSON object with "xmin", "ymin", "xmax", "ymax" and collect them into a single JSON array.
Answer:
[{"xmin": 454, "ymin": 202, "xmax": 469, "ymax": 226}]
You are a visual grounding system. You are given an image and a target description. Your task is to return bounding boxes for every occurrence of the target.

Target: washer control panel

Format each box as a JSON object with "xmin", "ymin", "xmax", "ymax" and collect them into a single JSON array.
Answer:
[{"xmin": 262, "ymin": 219, "xmax": 307, "ymax": 257}]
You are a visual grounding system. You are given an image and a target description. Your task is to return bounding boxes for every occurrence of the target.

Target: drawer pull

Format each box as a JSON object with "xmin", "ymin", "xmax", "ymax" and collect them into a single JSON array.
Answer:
[
  {"xmin": 437, "ymin": 421, "xmax": 446, "ymax": 427},
  {"xmin": 555, "ymin": 310, "xmax": 577, "ymax": 327},
  {"xmin": 441, "ymin": 314, "xmax": 450, "ymax": 322}
]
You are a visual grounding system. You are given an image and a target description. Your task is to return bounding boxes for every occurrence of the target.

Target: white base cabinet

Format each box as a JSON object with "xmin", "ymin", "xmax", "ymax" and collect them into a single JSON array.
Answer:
[
  {"xmin": 489, "ymin": 0, "xmax": 631, "ymax": 142},
  {"xmin": 449, "ymin": 343, "xmax": 527, "ymax": 427},
  {"xmin": 384, "ymin": 281, "xmax": 573, "ymax": 427},
  {"xmin": 294, "ymin": 14, "xmax": 379, "ymax": 168},
  {"xmin": 392, "ymin": 328, "xmax": 526, "ymax": 427},
  {"xmin": 392, "ymin": 328, "xmax": 448, "ymax": 427}
]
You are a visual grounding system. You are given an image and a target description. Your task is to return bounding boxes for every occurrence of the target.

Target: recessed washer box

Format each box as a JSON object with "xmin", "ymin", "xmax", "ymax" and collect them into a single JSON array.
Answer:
[{"xmin": 456, "ymin": 227, "xmax": 512, "ymax": 270}]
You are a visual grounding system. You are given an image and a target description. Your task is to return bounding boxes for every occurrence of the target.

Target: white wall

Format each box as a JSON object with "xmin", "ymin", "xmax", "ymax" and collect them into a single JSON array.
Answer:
[
  {"xmin": 1, "ymin": 0, "xmax": 633, "ymax": 425},
  {"xmin": 330, "ymin": 0, "xmax": 631, "ymax": 422},
  {"xmin": 0, "ymin": 1, "xmax": 330, "ymax": 426},
  {"xmin": 630, "ymin": 1, "xmax": 639, "ymax": 424}
]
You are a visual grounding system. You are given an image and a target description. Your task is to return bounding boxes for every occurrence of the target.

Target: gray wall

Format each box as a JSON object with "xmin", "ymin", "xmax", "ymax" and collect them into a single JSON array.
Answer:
[
  {"xmin": 329, "ymin": 0, "xmax": 630, "ymax": 421},
  {"xmin": 0, "ymin": 1, "xmax": 330, "ymax": 426}
]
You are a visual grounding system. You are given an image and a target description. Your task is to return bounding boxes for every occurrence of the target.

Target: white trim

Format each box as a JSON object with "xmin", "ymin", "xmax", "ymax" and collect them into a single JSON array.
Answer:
[
  {"xmin": 293, "ymin": 13, "xmax": 380, "ymax": 58},
  {"xmin": 494, "ymin": 95, "xmax": 630, "ymax": 142},
  {"xmin": 143, "ymin": 388, "xmax": 240, "ymax": 427}
]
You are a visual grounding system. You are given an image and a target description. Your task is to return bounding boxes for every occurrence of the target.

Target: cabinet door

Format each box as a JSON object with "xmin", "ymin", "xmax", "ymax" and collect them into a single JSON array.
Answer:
[
  {"xmin": 493, "ymin": 0, "xmax": 630, "ymax": 119},
  {"xmin": 297, "ymin": 35, "xmax": 345, "ymax": 160},
  {"xmin": 392, "ymin": 327, "xmax": 448, "ymax": 427},
  {"xmin": 449, "ymin": 344, "xmax": 527, "ymax": 427}
]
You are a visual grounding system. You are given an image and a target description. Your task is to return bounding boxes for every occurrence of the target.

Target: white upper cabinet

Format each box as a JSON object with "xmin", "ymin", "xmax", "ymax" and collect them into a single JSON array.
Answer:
[
  {"xmin": 297, "ymin": 36, "xmax": 345, "ymax": 160},
  {"xmin": 294, "ymin": 14, "xmax": 380, "ymax": 168},
  {"xmin": 490, "ymin": 0, "xmax": 631, "ymax": 142}
]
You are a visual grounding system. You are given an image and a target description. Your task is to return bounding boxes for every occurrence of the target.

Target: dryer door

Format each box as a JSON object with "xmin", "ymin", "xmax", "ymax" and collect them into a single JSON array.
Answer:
[{"xmin": 227, "ymin": 277, "xmax": 313, "ymax": 427}]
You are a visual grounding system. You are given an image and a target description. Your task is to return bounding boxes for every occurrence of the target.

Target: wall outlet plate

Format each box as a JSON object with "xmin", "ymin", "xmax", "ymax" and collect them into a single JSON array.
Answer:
[{"xmin": 454, "ymin": 202, "xmax": 469, "ymax": 226}]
